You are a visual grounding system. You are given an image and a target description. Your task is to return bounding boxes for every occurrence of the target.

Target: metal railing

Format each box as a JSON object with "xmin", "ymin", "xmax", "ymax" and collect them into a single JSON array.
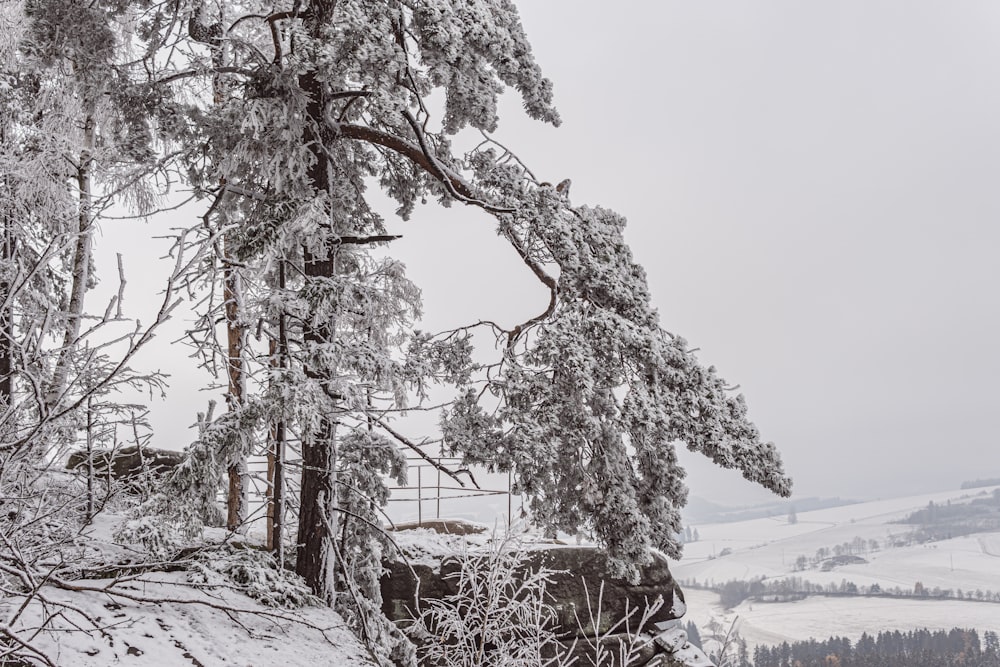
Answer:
[
  {"xmin": 235, "ymin": 454, "xmax": 514, "ymax": 529},
  {"xmin": 386, "ymin": 456, "xmax": 514, "ymax": 527}
]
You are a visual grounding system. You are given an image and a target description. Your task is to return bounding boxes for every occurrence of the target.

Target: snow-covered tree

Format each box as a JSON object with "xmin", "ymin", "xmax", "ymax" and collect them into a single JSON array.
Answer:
[
  {"xmin": 0, "ymin": 0, "xmax": 181, "ymax": 453},
  {"xmin": 1, "ymin": 0, "xmax": 792, "ymax": 662},
  {"xmin": 150, "ymin": 0, "xmax": 790, "ymax": 591},
  {"xmin": 0, "ymin": 5, "xmax": 203, "ymax": 662}
]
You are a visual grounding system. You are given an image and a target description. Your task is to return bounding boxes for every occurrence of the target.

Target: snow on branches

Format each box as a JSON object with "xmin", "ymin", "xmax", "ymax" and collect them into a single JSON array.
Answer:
[{"xmin": 442, "ymin": 172, "xmax": 792, "ymax": 580}]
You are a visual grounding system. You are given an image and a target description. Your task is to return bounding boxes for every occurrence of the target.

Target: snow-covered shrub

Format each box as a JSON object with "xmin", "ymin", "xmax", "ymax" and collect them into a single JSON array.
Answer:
[
  {"xmin": 406, "ymin": 529, "xmax": 568, "ymax": 667},
  {"xmin": 114, "ymin": 513, "xmax": 176, "ymax": 558},
  {"xmin": 1, "ymin": 466, "xmax": 92, "ymax": 565},
  {"xmin": 189, "ymin": 546, "xmax": 317, "ymax": 608},
  {"xmin": 114, "ymin": 490, "xmax": 205, "ymax": 559},
  {"xmin": 402, "ymin": 526, "xmax": 679, "ymax": 667},
  {"xmin": 113, "ymin": 405, "xmax": 246, "ymax": 559},
  {"xmin": 335, "ymin": 429, "xmax": 416, "ymax": 667},
  {"xmin": 570, "ymin": 578, "xmax": 666, "ymax": 667}
]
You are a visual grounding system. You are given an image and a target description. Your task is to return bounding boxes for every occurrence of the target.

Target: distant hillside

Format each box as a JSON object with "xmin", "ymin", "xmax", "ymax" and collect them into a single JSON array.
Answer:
[
  {"xmin": 962, "ymin": 477, "xmax": 1000, "ymax": 489},
  {"xmin": 682, "ymin": 495, "xmax": 858, "ymax": 524}
]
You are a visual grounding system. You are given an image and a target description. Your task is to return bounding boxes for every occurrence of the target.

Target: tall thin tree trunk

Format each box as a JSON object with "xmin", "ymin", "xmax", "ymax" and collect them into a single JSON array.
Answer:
[
  {"xmin": 46, "ymin": 109, "xmax": 95, "ymax": 413},
  {"xmin": 0, "ymin": 118, "xmax": 13, "ymax": 409},
  {"xmin": 223, "ymin": 233, "xmax": 247, "ymax": 531},
  {"xmin": 0, "ymin": 183, "xmax": 14, "ymax": 409},
  {"xmin": 267, "ymin": 262, "xmax": 287, "ymax": 563},
  {"xmin": 191, "ymin": 1, "xmax": 248, "ymax": 531},
  {"xmin": 85, "ymin": 397, "xmax": 95, "ymax": 524},
  {"xmin": 131, "ymin": 409, "xmax": 150, "ymax": 502}
]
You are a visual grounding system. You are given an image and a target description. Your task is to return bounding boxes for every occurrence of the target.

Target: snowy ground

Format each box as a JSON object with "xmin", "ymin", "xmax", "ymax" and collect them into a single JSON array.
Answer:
[
  {"xmin": 4, "ymin": 511, "xmax": 377, "ymax": 667},
  {"xmin": 673, "ymin": 486, "xmax": 1000, "ymax": 648},
  {"xmin": 21, "ymin": 573, "xmax": 376, "ymax": 667}
]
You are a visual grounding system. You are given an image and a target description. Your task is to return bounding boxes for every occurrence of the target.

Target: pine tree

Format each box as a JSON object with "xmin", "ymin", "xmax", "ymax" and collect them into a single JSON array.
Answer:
[{"xmin": 162, "ymin": 0, "xmax": 787, "ymax": 647}]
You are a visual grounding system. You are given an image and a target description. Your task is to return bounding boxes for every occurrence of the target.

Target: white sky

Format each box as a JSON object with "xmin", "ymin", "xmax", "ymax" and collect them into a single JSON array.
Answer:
[{"xmin": 96, "ymin": 1, "xmax": 1000, "ymax": 507}]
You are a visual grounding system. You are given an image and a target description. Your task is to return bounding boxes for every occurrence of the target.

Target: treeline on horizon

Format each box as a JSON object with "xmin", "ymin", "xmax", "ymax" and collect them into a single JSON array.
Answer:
[
  {"xmin": 751, "ymin": 627, "xmax": 1000, "ymax": 667},
  {"xmin": 961, "ymin": 478, "xmax": 1000, "ymax": 490},
  {"xmin": 685, "ymin": 575, "xmax": 1000, "ymax": 609},
  {"xmin": 891, "ymin": 490, "xmax": 1000, "ymax": 544},
  {"xmin": 897, "ymin": 489, "xmax": 1000, "ymax": 525}
]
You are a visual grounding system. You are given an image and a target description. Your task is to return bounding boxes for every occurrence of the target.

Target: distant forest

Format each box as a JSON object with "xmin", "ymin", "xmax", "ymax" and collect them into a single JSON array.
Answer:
[
  {"xmin": 961, "ymin": 478, "xmax": 1000, "ymax": 490},
  {"xmin": 893, "ymin": 490, "xmax": 1000, "ymax": 542},
  {"xmin": 685, "ymin": 574, "xmax": 1000, "ymax": 609},
  {"xmin": 750, "ymin": 628, "xmax": 1000, "ymax": 667},
  {"xmin": 683, "ymin": 496, "xmax": 858, "ymax": 524}
]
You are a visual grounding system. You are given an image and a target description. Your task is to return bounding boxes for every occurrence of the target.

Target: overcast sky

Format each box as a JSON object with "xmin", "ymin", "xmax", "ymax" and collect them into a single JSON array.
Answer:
[
  {"xmin": 99, "ymin": 1, "xmax": 1000, "ymax": 508},
  {"xmin": 388, "ymin": 1, "xmax": 1000, "ymax": 506}
]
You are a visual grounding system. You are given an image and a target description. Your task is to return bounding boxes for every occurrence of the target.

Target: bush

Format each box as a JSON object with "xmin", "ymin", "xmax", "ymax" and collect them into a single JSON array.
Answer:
[{"xmin": 189, "ymin": 546, "xmax": 316, "ymax": 608}]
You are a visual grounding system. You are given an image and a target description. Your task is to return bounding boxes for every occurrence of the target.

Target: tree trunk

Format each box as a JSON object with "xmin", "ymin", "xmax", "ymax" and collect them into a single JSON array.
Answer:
[
  {"xmin": 294, "ymin": 55, "xmax": 340, "ymax": 601},
  {"xmin": 0, "ymin": 109, "xmax": 8, "ymax": 400},
  {"xmin": 46, "ymin": 110, "xmax": 95, "ymax": 413},
  {"xmin": 296, "ymin": 406, "xmax": 337, "ymax": 602},
  {"xmin": 0, "ymin": 117, "xmax": 13, "ymax": 409},
  {"xmin": 223, "ymin": 233, "xmax": 247, "ymax": 531},
  {"xmin": 0, "ymin": 183, "xmax": 13, "ymax": 409},
  {"xmin": 85, "ymin": 397, "xmax": 95, "ymax": 523},
  {"xmin": 296, "ymin": 241, "xmax": 339, "ymax": 601},
  {"xmin": 193, "ymin": 1, "xmax": 249, "ymax": 533},
  {"xmin": 267, "ymin": 261, "xmax": 287, "ymax": 563}
]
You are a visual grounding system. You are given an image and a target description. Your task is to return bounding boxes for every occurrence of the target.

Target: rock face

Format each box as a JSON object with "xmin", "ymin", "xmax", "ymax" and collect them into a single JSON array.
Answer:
[
  {"xmin": 66, "ymin": 446, "xmax": 185, "ymax": 484},
  {"xmin": 512, "ymin": 547, "xmax": 687, "ymax": 636},
  {"xmin": 381, "ymin": 541, "xmax": 713, "ymax": 667},
  {"xmin": 380, "ymin": 560, "xmax": 445, "ymax": 623}
]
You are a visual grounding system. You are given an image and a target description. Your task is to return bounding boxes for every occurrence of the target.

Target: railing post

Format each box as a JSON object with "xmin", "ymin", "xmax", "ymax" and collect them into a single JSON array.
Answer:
[
  {"xmin": 417, "ymin": 465, "xmax": 422, "ymax": 526},
  {"xmin": 436, "ymin": 456, "xmax": 441, "ymax": 520},
  {"xmin": 508, "ymin": 469, "xmax": 512, "ymax": 525}
]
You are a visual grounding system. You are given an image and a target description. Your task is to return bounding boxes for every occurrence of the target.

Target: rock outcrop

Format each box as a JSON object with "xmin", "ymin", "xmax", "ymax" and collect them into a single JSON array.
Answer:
[
  {"xmin": 66, "ymin": 445, "xmax": 185, "ymax": 484},
  {"xmin": 381, "ymin": 529, "xmax": 713, "ymax": 667},
  {"xmin": 500, "ymin": 546, "xmax": 687, "ymax": 635}
]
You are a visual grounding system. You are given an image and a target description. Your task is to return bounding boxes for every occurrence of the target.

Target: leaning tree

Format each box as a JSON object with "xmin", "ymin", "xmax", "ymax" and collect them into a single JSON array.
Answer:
[{"xmin": 150, "ymin": 0, "xmax": 791, "ymax": 595}]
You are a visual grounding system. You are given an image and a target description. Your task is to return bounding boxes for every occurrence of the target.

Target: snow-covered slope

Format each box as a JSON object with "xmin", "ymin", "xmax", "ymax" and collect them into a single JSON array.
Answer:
[
  {"xmin": 17, "ymin": 571, "xmax": 377, "ymax": 667},
  {"xmin": 3, "ymin": 512, "xmax": 376, "ymax": 667}
]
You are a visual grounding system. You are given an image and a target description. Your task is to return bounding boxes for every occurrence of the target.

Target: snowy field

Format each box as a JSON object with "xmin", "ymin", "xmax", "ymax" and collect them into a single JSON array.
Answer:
[
  {"xmin": 673, "ymin": 486, "xmax": 1000, "ymax": 647},
  {"xmin": 681, "ymin": 588, "xmax": 1000, "ymax": 650}
]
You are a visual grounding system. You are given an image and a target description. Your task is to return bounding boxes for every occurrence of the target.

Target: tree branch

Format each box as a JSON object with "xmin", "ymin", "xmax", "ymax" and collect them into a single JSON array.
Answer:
[
  {"xmin": 502, "ymin": 226, "xmax": 559, "ymax": 347},
  {"xmin": 334, "ymin": 235, "xmax": 401, "ymax": 245},
  {"xmin": 333, "ymin": 120, "xmax": 513, "ymax": 215},
  {"xmin": 374, "ymin": 419, "xmax": 480, "ymax": 490}
]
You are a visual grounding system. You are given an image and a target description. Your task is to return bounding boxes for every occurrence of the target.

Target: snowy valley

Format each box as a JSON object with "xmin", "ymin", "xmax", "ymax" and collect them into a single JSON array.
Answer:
[{"xmin": 674, "ymin": 485, "xmax": 1000, "ymax": 655}]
